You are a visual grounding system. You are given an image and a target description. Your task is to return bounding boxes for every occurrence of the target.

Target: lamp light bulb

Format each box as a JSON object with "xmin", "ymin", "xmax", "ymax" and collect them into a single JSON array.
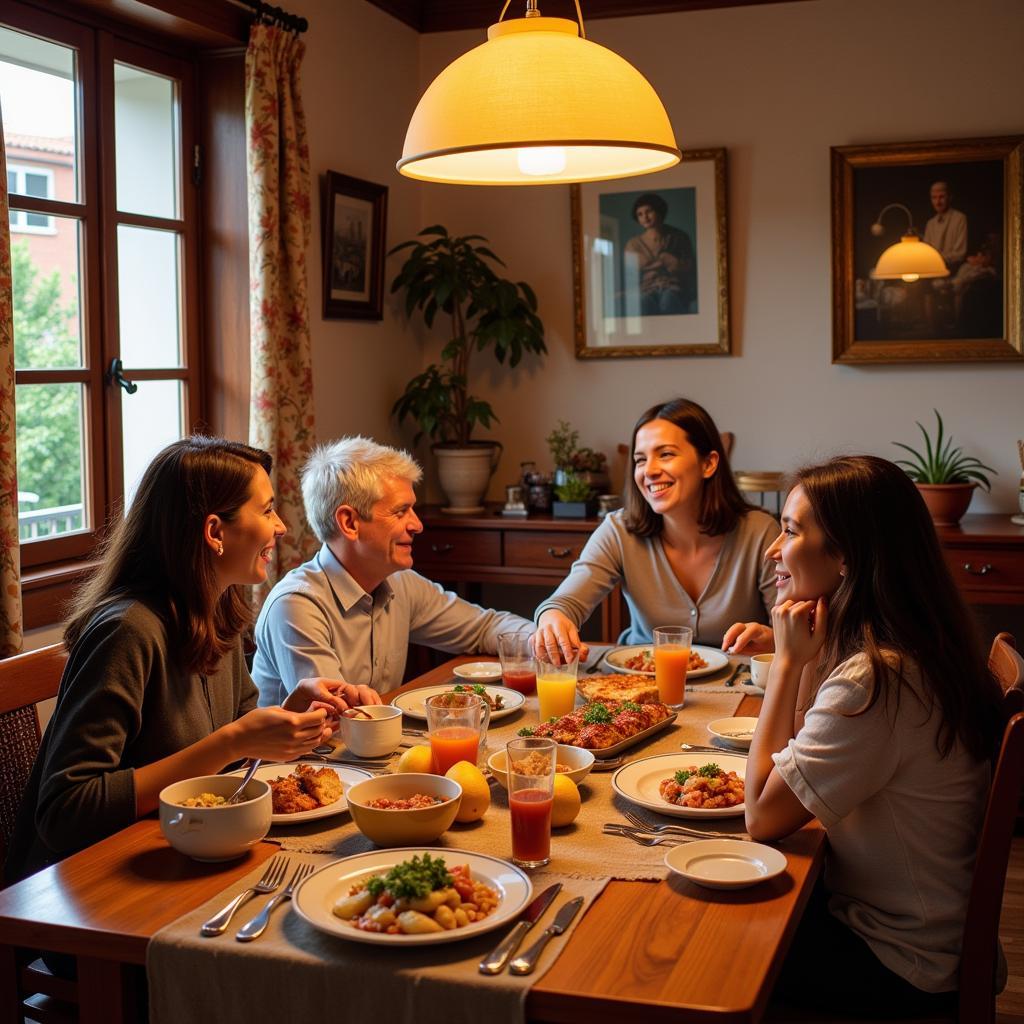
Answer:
[
  {"xmin": 901, "ymin": 273, "xmax": 920, "ymax": 283},
  {"xmin": 516, "ymin": 147, "xmax": 567, "ymax": 176},
  {"xmin": 870, "ymin": 223, "xmax": 884, "ymax": 237}
]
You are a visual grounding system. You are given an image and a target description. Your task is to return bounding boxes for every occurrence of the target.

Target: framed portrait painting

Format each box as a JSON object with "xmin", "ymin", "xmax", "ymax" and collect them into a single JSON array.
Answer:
[
  {"xmin": 320, "ymin": 171, "xmax": 387, "ymax": 320},
  {"xmin": 831, "ymin": 135, "xmax": 1022, "ymax": 364},
  {"xmin": 571, "ymin": 148, "xmax": 730, "ymax": 358}
]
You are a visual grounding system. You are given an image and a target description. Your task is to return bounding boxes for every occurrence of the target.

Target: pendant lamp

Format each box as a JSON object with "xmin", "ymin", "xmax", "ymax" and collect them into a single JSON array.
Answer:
[
  {"xmin": 869, "ymin": 203, "xmax": 949, "ymax": 282},
  {"xmin": 397, "ymin": 0, "xmax": 681, "ymax": 186}
]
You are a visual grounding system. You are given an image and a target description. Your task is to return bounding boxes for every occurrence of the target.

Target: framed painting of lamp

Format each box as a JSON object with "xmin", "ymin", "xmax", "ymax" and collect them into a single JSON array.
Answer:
[
  {"xmin": 831, "ymin": 135, "xmax": 1022, "ymax": 364},
  {"xmin": 571, "ymin": 148, "xmax": 730, "ymax": 359},
  {"xmin": 320, "ymin": 171, "xmax": 387, "ymax": 320}
]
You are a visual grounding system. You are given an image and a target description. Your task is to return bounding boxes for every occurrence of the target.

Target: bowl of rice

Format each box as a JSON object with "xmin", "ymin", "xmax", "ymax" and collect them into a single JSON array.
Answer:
[{"xmin": 159, "ymin": 774, "xmax": 271, "ymax": 862}]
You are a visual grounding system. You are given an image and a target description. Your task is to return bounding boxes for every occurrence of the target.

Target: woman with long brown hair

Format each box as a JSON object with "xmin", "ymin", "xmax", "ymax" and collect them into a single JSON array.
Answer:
[
  {"xmin": 6, "ymin": 436, "xmax": 374, "ymax": 885},
  {"xmin": 533, "ymin": 398, "xmax": 776, "ymax": 661},
  {"xmin": 741, "ymin": 455, "xmax": 1002, "ymax": 1015}
]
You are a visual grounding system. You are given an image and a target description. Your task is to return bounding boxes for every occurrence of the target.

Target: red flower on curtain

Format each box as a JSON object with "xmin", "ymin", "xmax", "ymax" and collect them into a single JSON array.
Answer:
[{"xmin": 246, "ymin": 24, "xmax": 317, "ymax": 592}]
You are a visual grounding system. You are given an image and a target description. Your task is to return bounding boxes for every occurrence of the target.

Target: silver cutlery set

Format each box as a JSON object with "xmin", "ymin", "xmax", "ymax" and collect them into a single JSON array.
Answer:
[
  {"xmin": 603, "ymin": 806, "xmax": 752, "ymax": 847},
  {"xmin": 200, "ymin": 856, "xmax": 315, "ymax": 941},
  {"xmin": 478, "ymin": 883, "xmax": 583, "ymax": 976}
]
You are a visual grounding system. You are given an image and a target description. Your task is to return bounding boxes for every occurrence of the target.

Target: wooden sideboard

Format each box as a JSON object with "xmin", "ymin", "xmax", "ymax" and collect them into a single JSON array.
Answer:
[
  {"xmin": 413, "ymin": 509, "xmax": 1024, "ymax": 627},
  {"xmin": 412, "ymin": 504, "xmax": 625, "ymax": 638}
]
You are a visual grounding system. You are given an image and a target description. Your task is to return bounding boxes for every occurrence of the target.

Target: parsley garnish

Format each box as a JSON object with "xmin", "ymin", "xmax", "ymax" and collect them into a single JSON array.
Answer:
[
  {"xmin": 548, "ymin": 716, "xmax": 559, "ymax": 724},
  {"xmin": 673, "ymin": 769, "xmax": 692, "ymax": 786},
  {"xmin": 365, "ymin": 853, "xmax": 452, "ymax": 901},
  {"xmin": 517, "ymin": 727, "xmax": 535, "ymax": 737},
  {"xmin": 621, "ymin": 701, "xmax": 642, "ymax": 713},
  {"xmin": 697, "ymin": 763, "xmax": 723, "ymax": 778},
  {"xmin": 582, "ymin": 703, "xmax": 612, "ymax": 725}
]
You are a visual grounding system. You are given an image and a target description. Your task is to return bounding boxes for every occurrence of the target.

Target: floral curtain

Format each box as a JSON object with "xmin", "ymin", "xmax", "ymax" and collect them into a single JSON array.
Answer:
[
  {"xmin": 245, "ymin": 24, "xmax": 317, "ymax": 589},
  {"xmin": 0, "ymin": 105, "xmax": 23, "ymax": 656}
]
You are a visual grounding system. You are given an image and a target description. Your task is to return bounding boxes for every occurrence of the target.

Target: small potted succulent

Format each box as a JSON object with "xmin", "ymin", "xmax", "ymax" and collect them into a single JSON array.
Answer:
[
  {"xmin": 552, "ymin": 472, "xmax": 597, "ymax": 519},
  {"xmin": 893, "ymin": 410, "xmax": 996, "ymax": 526}
]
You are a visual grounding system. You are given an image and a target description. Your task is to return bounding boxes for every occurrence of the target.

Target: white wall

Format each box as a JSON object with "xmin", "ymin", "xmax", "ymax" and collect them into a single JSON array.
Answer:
[{"xmin": 405, "ymin": 0, "xmax": 1024, "ymax": 510}]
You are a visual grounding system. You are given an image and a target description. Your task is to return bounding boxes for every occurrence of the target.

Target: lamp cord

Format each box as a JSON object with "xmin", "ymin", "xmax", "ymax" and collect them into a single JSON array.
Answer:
[
  {"xmin": 874, "ymin": 202, "xmax": 917, "ymax": 236},
  {"xmin": 498, "ymin": 0, "xmax": 587, "ymax": 38}
]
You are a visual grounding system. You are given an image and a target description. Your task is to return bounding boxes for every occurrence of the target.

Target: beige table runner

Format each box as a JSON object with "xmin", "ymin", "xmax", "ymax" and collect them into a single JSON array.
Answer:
[
  {"xmin": 272, "ymin": 685, "xmax": 749, "ymax": 879},
  {"xmin": 147, "ymin": 856, "xmax": 606, "ymax": 1024}
]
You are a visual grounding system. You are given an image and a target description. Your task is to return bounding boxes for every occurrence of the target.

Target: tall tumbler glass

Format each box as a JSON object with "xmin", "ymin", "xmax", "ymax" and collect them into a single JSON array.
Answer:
[
  {"xmin": 653, "ymin": 625, "xmax": 692, "ymax": 708},
  {"xmin": 497, "ymin": 631, "xmax": 536, "ymax": 695},
  {"xmin": 507, "ymin": 736, "xmax": 556, "ymax": 868},
  {"xmin": 425, "ymin": 692, "xmax": 490, "ymax": 775}
]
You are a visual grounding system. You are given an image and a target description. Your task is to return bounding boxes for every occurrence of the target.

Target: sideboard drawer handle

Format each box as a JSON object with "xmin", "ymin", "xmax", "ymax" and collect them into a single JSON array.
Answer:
[
  {"xmin": 962, "ymin": 562, "xmax": 993, "ymax": 576},
  {"xmin": 547, "ymin": 547, "xmax": 572, "ymax": 559},
  {"xmin": 431, "ymin": 543, "xmax": 454, "ymax": 554}
]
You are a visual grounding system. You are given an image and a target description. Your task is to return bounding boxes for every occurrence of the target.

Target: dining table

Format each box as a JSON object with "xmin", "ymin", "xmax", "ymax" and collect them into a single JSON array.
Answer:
[{"xmin": 0, "ymin": 653, "xmax": 825, "ymax": 1024}]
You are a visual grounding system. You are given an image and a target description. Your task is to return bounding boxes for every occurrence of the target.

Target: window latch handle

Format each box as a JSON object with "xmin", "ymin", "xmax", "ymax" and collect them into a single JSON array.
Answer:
[{"xmin": 107, "ymin": 358, "xmax": 138, "ymax": 395}]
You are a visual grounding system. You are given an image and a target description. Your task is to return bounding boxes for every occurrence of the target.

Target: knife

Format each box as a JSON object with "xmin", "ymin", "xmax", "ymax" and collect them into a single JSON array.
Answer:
[
  {"xmin": 509, "ymin": 896, "xmax": 585, "ymax": 975},
  {"xmin": 478, "ymin": 882, "xmax": 561, "ymax": 975}
]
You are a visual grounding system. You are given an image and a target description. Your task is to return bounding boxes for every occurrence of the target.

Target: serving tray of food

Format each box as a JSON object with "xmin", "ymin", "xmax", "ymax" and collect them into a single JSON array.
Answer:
[{"xmin": 517, "ymin": 698, "xmax": 678, "ymax": 758}]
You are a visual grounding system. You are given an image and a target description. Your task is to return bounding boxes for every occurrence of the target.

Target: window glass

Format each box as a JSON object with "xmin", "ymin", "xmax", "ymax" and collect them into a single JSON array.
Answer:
[
  {"xmin": 121, "ymin": 380, "xmax": 184, "ymax": 508},
  {"xmin": 116, "ymin": 224, "xmax": 181, "ymax": 368}
]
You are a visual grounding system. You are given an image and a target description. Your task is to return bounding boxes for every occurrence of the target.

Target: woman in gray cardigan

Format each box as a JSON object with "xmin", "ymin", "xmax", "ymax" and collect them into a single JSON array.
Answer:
[
  {"xmin": 534, "ymin": 398, "xmax": 777, "ymax": 662},
  {"xmin": 6, "ymin": 437, "xmax": 373, "ymax": 887}
]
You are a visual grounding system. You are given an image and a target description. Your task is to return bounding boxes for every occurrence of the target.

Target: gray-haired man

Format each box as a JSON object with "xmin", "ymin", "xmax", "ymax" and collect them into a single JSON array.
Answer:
[{"xmin": 253, "ymin": 436, "xmax": 533, "ymax": 704}]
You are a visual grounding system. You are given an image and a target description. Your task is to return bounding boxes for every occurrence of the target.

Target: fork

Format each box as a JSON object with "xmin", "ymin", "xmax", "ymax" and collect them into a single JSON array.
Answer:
[
  {"xmin": 200, "ymin": 855, "xmax": 288, "ymax": 937},
  {"xmin": 601, "ymin": 825, "xmax": 685, "ymax": 848},
  {"xmin": 621, "ymin": 808, "xmax": 752, "ymax": 841},
  {"xmin": 236, "ymin": 862, "xmax": 316, "ymax": 942}
]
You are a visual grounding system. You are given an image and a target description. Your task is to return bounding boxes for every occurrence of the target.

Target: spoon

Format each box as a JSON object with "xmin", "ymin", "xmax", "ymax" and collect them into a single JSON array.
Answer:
[
  {"xmin": 342, "ymin": 707, "xmax": 373, "ymax": 720},
  {"xmin": 226, "ymin": 759, "xmax": 261, "ymax": 804}
]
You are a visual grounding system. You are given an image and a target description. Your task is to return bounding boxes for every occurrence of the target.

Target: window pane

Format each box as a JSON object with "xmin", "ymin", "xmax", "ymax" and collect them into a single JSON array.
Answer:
[
  {"xmin": 10, "ymin": 216, "xmax": 83, "ymax": 368},
  {"xmin": 114, "ymin": 63, "xmax": 178, "ymax": 219},
  {"xmin": 16, "ymin": 382, "xmax": 86, "ymax": 542},
  {"xmin": 121, "ymin": 380, "xmax": 184, "ymax": 508},
  {"xmin": 0, "ymin": 26, "xmax": 78, "ymax": 204},
  {"xmin": 117, "ymin": 225, "xmax": 181, "ymax": 368}
]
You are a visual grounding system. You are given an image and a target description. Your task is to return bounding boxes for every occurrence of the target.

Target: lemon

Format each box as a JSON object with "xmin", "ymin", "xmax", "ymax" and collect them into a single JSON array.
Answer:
[
  {"xmin": 395, "ymin": 744, "xmax": 433, "ymax": 774},
  {"xmin": 551, "ymin": 774, "xmax": 581, "ymax": 828},
  {"xmin": 445, "ymin": 761, "xmax": 490, "ymax": 822}
]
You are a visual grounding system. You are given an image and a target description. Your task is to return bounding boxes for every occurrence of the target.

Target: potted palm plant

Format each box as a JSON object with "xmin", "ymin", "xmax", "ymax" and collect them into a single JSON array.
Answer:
[
  {"xmin": 390, "ymin": 226, "xmax": 546, "ymax": 513},
  {"xmin": 893, "ymin": 410, "xmax": 996, "ymax": 525}
]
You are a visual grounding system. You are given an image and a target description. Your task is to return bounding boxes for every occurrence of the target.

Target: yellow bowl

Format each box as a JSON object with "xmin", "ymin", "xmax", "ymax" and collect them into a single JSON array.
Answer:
[
  {"xmin": 487, "ymin": 744, "xmax": 595, "ymax": 789},
  {"xmin": 345, "ymin": 774, "xmax": 462, "ymax": 847}
]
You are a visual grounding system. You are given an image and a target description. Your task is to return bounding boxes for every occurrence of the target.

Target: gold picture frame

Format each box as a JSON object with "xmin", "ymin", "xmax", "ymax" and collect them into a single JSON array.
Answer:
[
  {"xmin": 831, "ymin": 135, "xmax": 1023, "ymax": 364},
  {"xmin": 571, "ymin": 148, "xmax": 730, "ymax": 359}
]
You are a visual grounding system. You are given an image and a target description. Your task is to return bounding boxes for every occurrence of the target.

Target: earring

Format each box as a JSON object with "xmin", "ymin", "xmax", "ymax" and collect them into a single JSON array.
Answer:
[
  {"xmin": 839, "ymin": 568, "xmax": 846, "ymax": 578},
  {"xmin": 217, "ymin": 544, "xmax": 224, "ymax": 556}
]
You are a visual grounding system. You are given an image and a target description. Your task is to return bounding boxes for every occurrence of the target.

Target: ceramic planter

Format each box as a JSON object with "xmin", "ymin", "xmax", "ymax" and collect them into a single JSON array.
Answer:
[
  {"xmin": 433, "ymin": 443, "xmax": 502, "ymax": 515},
  {"xmin": 916, "ymin": 482, "xmax": 975, "ymax": 526},
  {"xmin": 552, "ymin": 499, "xmax": 597, "ymax": 519}
]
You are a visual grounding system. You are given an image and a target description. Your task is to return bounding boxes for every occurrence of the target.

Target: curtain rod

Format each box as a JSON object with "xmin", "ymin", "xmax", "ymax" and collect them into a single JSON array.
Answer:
[{"xmin": 230, "ymin": 0, "xmax": 309, "ymax": 35}]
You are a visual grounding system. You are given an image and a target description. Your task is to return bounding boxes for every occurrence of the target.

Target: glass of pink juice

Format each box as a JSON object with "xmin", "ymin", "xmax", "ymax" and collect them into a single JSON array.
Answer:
[
  {"xmin": 497, "ymin": 631, "xmax": 537, "ymax": 695},
  {"xmin": 424, "ymin": 692, "xmax": 490, "ymax": 774},
  {"xmin": 653, "ymin": 626, "xmax": 692, "ymax": 708},
  {"xmin": 507, "ymin": 737, "xmax": 556, "ymax": 868}
]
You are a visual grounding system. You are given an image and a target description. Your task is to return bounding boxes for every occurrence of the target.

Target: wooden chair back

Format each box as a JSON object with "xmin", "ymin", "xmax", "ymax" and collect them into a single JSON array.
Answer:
[
  {"xmin": 989, "ymin": 632, "xmax": 1024, "ymax": 715},
  {"xmin": 0, "ymin": 643, "xmax": 67, "ymax": 867}
]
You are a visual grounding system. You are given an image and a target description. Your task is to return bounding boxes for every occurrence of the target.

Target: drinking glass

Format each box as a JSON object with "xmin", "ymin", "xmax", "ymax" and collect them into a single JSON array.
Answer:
[
  {"xmin": 535, "ymin": 650, "xmax": 579, "ymax": 722},
  {"xmin": 424, "ymin": 692, "xmax": 490, "ymax": 775},
  {"xmin": 653, "ymin": 626, "xmax": 692, "ymax": 708},
  {"xmin": 507, "ymin": 737, "xmax": 556, "ymax": 868},
  {"xmin": 497, "ymin": 631, "xmax": 537, "ymax": 695}
]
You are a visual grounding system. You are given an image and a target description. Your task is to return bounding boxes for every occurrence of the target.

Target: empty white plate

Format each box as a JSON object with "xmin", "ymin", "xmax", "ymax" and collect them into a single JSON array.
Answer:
[
  {"xmin": 706, "ymin": 717, "xmax": 758, "ymax": 750},
  {"xmin": 452, "ymin": 661, "xmax": 503, "ymax": 682},
  {"xmin": 665, "ymin": 839, "xmax": 787, "ymax": 890}
]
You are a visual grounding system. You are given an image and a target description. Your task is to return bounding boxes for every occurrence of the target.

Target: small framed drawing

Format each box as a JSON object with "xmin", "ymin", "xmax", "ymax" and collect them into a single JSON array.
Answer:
[
  {"xmin": 571, "ymin": 148, "xmax": 730, "ymax": 358},
  {"xmin": 320, "ymin": 171, "xmax": 387, "ymax": 320},
  {"xmin": 831, "ymin": 135, "xmax": 1022, "ymax": 364}
]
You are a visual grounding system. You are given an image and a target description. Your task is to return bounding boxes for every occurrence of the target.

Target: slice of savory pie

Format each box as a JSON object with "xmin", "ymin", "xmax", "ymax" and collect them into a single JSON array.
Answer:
[{"xmin": 576, "ymin": 673, "xmax": 660, "ymax": 704}]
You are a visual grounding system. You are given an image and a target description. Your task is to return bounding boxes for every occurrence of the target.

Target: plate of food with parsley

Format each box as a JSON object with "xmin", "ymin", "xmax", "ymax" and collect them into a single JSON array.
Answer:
[
  {"xmin": 391, "ymin": 683, "xmax": 526, "ymax": 723},
  {"xmin": 515, "ymin": 698, "xmax": 678, "ymax": 757},
  {"xmin": 611, "ymin": 752, "xmax": 746, "ymax": 818}
]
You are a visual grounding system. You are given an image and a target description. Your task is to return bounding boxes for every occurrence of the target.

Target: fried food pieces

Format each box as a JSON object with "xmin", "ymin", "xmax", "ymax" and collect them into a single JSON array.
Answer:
[{"xmin": 269, "ymin": 765, "xmax": 342, "ymax": 814}]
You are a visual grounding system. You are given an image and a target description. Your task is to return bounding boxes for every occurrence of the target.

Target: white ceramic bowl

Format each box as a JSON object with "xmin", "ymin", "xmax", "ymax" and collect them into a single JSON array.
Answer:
[
  {"xmin": 487, "ymin": 744, "xmax": 595, "ymax": 789},
  {"xmin": 159, "ymin": 775, "xmax": 272, "ymax": 862},
  {"xmin": 706, "ymin": 716, "xmax": 758, "ymax": 750},
  {"xmin": 340, "ymin": 704, "xmax": 403, "ymax": 758},
  {"xmin": 345, "ymin": 773, "xmax": 462, "ymax": 846},
  {"xmin": 452, "ymin": 661, "xmax": 503, "ymax": 682}
]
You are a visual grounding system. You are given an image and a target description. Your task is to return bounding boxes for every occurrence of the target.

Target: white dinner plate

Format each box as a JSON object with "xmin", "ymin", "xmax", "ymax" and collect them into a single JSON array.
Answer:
[
  {"xmin": 601, "ymin": 644, "xmax": 730, "ymax": 679},
  {"xmin": 230, "ymin": 762, "xmax": 372, "ymax": 824},
  {"xmin": 706, "ymin": 716, "xmax": 758, "ymax": 750},
  {"xmin": 452, "ymin": 661, "xmax": 503, "ymax": 682},
  {"xmin": 391, "ymin": 684, "xmax": 526, "ymax": 722},
  {"xmin": 665, "ymin": 840, "xmax": 787, "ymax": 890},
  {"xmin": 293, "ymin": 847, "xmax": 533, "ymax": 946},
  {"xmin": 611, "ymin": 752, "xmax": 746, "ymax": 819}
]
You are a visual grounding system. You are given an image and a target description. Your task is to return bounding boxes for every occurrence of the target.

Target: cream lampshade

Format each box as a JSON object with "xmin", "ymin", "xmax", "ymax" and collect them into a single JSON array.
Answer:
[
  {"xmin": 398, "ymin": 4, "xmax": 680, "ymax": 186},
  {"xmin": 869, "ymin": 204, "xmax": 949, "ymax": 282}
]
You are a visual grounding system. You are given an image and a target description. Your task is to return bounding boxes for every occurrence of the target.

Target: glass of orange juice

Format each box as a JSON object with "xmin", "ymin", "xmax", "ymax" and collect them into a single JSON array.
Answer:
[
  {"xmin": 536, "ymin": 650, "xmax": 579, "ymax": 723},
  {"xmin": 424, "ymin": 692, "xmax": 491, "ymax": 775},
  {"xmin": 653, "ymin": 626, "xmax": 692, "ymax": 708}
]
